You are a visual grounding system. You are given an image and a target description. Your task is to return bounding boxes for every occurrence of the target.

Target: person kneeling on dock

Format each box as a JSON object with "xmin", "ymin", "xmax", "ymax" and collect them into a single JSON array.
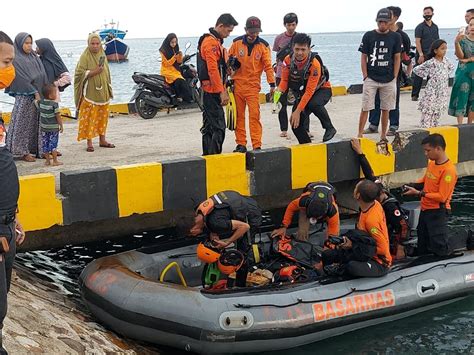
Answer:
[
  {"xmin": 189, "ymin": 190, "xmax": 262, "ymax": 287},
  {"xmin": 322, "ymin": 180, "xmax": 392, "ymax": 277},
  {"xmin": 402, "ymin": 133, "xmax": 457, "ymax": 256},
  {"xmin": 271, "ymin": 181, "xmax": 339, "ymax": 242}
]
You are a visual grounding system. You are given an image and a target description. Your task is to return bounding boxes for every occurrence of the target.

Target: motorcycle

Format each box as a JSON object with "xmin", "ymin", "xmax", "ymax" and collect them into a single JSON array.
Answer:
[{"xmin": 131, "ymin": 42, "xmax": 203, "ymax": 119}]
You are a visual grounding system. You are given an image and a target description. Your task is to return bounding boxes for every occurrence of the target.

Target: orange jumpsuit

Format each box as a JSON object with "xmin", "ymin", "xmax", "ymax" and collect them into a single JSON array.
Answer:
[{"xmin": 228, "ymin": 36, "xmax": 275, "ymax": 149}]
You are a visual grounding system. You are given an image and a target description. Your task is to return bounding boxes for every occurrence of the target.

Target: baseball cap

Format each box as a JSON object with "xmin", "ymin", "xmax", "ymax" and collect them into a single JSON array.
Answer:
[
  {"xmin": 246, "ymin": 16, "xmax": 262, "ymax": 32},
  {"xmin": 376, "ymin": 8, "xmax": 392, "ymax": 22}
]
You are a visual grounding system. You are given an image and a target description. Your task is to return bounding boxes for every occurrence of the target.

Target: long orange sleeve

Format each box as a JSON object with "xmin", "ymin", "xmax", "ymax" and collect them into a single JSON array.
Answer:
[
  {"xmin": 277, "ymin": 55, "xmax": 290, "ymax": 93},
  {"xmin": 282, "ymin": 197, "xmax": 301, "ymax": 227},
  {"xmin": 263, "ymin": 45, "xmax": 275, "ymax": 85},
  {"xmin": 201, "ymin": 37, "xmax": 225, "ymax": 93}
]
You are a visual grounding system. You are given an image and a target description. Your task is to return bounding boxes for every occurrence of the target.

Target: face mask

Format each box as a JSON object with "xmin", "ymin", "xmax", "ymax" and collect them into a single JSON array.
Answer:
[
  {"xmin": 0, "ymin": 65, "xmax": 15, "ymax": 89},
  {"xmin": 423, "ymin": 15, "xmax": 432, "ymax": 21}
]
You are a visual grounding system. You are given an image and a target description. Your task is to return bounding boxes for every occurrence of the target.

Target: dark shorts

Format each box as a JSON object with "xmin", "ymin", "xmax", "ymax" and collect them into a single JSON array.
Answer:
[
  {"xmin": 41, "ymin": 131, "xmax": 59, "ymax": 153},
  {"xmin": 322, "ymin": 248, "xmax": 388, "ymax": 278}
]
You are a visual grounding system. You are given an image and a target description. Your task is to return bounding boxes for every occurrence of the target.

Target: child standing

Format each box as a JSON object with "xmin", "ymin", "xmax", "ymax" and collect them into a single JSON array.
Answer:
[
  {"xmin": 413, "ymin": 39, "xmax": 454, "ymax": 128},
  {"xmin": 35, "ymin": 84, "xmax": 63, "ymax": 166}
]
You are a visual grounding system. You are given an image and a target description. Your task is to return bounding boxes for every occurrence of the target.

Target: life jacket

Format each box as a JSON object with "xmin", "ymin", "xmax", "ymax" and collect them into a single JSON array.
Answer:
[
  {"xmin": 381, "ymin": 195, "xmax": 410, "ymax": 248},
  {"xmin": 299, "ymin": 181, "xmax": 337, "ymax": 219},
  {"xmin": 288, "ymin": 52, "xmax": 329, "ymax": 94},
  {"xmin": 196, "ymin": 190, "xmax": 262, "ymax": 230},
  {"xmin": 197, "ymin": 29, "xmax": 227, "ymax": 85}
]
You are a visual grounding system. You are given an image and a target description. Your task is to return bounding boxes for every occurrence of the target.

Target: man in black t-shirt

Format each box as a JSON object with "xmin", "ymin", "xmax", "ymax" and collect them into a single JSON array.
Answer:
[
  {"xmin": 365, "ymin": 6, "xmax": 410, "ymax": 136},
  {"xmin": 0, "ymin": 31, "xmax": 26, "ymax": 354},
  {"xmin": 357, "ymin": 8, "xmax": 401, "ymax": 143},
  {"xmin": 412, "ymin": 6, "xmax": 439, "ymax": 101}
]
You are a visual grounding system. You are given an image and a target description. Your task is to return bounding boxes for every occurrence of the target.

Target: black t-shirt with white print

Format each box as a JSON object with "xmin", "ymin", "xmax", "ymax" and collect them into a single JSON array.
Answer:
[{"xmin": 359, "ymin": 30, "xmax": 402, "ymax": 83}]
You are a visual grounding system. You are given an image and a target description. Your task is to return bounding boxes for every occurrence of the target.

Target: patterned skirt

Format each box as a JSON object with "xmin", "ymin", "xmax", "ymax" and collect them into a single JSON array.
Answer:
[
  {"xmin": 77, "ymin": 100, "xmax": 110, "ymax": 141},
  {"xmin": 6, "ymin": 95, "xmax": 41, "ymax": 158}
]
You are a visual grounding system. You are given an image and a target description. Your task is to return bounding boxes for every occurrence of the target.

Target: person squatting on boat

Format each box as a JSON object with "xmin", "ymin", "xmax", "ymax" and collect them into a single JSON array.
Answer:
[
  {"xmin": 322, "ymin": 179, "xmax": 392, "ymax": 278},
  {"xmin": 271, "ymin": 181, "xmax": 339, "ymax": 242},
  {"xmin": 189, "ymin": 190, "xmax": 262, "ymax": 287},
  {"xmin": 351, "ymin": 138, "xmax": 409, "ymax": 259}
]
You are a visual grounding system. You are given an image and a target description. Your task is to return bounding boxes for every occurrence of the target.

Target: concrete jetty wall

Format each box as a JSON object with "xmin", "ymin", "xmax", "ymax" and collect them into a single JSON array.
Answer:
[{"xmin": 16, "ymin": 124, "xmax": 474, "ymax": 251}]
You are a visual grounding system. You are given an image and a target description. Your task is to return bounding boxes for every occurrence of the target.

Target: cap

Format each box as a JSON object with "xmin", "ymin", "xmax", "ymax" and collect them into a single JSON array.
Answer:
[
  {"xmin": 376, "ymin": 8, "xmax": 392, "ymax": 22},
  {"xmin": 246, "ymin": 16, "xmax": 262, "ymax": 32}
]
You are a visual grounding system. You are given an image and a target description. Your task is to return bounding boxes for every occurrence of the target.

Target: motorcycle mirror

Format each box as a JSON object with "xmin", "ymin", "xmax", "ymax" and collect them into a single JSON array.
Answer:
[{"xmin": 185, "ymin": 42, "xmax": 191, "ymax": 50}]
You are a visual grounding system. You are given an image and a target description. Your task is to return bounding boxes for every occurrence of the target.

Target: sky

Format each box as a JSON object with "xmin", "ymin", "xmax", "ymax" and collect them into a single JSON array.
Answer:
[{"xmin": 2, "ymin": 0, "xmax": 470, "ymax": 41}]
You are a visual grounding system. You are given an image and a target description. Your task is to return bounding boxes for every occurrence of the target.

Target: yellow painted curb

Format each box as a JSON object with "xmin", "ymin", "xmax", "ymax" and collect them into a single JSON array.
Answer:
[
  {"xmin": 331, "ymin": 86, "xmax": 347, "ymax": 96},
  {"xmin": 290, "ymin": 143, "xmax": 328, "ymax": 189}
]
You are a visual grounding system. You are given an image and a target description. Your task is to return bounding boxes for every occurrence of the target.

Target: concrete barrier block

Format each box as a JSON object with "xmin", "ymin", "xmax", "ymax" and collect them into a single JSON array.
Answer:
[
  {"xmin": 246, "ymin": 147, "xmax": 291, "ymax": 196},
  {"xmin": 290, "ymin": 143, "xmax": 327, "ymax": 189},
  {"xmin": 259, "ymin": 93, "xmax": 267, "ymax": 104},
  {"xmin": 114, "ymin": 162, "xmax": 163, "ymax": 217},
  {"xmin": 203, "ymin": 153, "xmax": 249, "ymax": 196},
  {"xmin": 360, "ymin": 138, "xmax": 394, "ymax": 176},
  {"xmin": 427, "ymin": 126, "xmax": 459, "ymax": 164},
  {"xmin": 331, "ymin": 86, "xmax": 347, "ymax": 96},
  {"xmin": 18, "ymin": 173, "xmax": 63, "ymax": 232},
  {"xmin": 162, "ymin": 157, "xmax": 207, "ymax": 210},
  {"xmin": 60, "ymin": 168, "xmax": 119, "ymax": 224},
  {"xmin": 394, "ymin": 130, "xmax": 429, "ymax": 172},
  {"xmin": 109, "ymin": 103, "xmax": 130, "ymax": 114},
  {"xmin": 327, "ymin": 140, "xmax": 360, "ymax": 183},
  {"xmin": 128, "ymin": 102, "xmax": 137, "ymax": 114},
  {"xmin": 457, "ymin": 124, "xmax": 474, "ymax": 163},
  {"xmin": 347, "ymin": 84, "xmax": 363, "ymax": 94}
]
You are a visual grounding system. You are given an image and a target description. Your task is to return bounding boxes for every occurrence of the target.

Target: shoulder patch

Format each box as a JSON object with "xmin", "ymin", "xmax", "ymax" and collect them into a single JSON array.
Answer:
[
  {"xmin": 370, "ymin": 227, "xmax": 379, "ymax": 235},
  {"xmin": 445, "ymin": 175, "xmax": 452, "ymax": 183}
]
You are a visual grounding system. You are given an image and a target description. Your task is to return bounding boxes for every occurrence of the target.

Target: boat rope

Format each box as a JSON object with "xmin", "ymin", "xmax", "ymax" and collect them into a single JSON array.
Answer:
[{"xmin": 233, "ymin": 259, "xmax": 474, "ymax": 309}]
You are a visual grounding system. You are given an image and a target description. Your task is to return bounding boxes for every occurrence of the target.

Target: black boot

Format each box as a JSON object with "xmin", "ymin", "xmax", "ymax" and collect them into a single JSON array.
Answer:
[
  {"xmin": 233, "ymin": 145, "xmax": 247, "ymax": 153},
  {"xmin": 322, "ymin": 127, "xmax": 337, "ymax": 142}
]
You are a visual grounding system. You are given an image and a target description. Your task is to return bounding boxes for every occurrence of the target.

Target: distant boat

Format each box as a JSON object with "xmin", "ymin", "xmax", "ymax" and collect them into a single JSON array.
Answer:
[
  {"xmin": 95, "ymin": 20, "xmax": 129, "ymax": 63},
  {"xmin": 97, "ymin": 20, "xmax": 128, "ymax": 40},
  {"xmin": 104, "ymin": 37, "xmax": 130, "ymax": 62}
]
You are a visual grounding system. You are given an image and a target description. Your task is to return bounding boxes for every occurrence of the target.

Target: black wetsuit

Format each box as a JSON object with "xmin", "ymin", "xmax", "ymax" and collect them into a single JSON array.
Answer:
[{"xmin": 0, "ymin": 146, "xmax": 19, "ymax": 351}]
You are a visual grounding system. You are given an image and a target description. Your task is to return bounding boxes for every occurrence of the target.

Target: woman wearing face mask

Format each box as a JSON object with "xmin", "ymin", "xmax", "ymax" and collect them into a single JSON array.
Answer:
[
  {"xmin": 0, "ymin": 30, "xmax": 26, "ymax": 355},
  {"xmin": 5, "ymin": 32, "xmax": 48, "ymax": 162}
]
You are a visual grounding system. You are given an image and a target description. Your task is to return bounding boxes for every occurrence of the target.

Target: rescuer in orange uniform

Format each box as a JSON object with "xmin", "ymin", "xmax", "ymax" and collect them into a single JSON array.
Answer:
[
  {"xmin": 276, "ymin": 33, "xmax": 337, "ymax": 144},
  {"xmin": 228, "ymin": 16, "xmax": 275, "ymax": 153},
  {"xmin": 403, "ymin": 133, "xmax": 458, "ymax": 256},
  {"xmin": 197, "ymin": 14, "xmax": 238, "ymax": 155}
]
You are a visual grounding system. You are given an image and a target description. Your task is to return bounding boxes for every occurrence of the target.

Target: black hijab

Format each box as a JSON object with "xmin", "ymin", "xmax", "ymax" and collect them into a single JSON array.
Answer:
[
  {"xmin": 35, "ymin": 38, "xmax": 69, "ymax": 84},
  {"xmin": 159, "ymin": 33, "xmax": 180, "ymax": 69}
]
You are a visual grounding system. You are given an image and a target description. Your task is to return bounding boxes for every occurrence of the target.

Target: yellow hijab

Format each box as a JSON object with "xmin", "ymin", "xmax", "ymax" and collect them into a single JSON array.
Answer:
[{"xmin": 74, "ymin": 33, "xmax": 113, "ymax": 108}]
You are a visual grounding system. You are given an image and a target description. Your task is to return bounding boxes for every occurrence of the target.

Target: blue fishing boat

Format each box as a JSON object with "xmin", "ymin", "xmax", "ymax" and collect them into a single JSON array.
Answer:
[
  {"xmin": 104, "ymin": 37, "xmax": 130, "ymax": 62},
  {"xmin": 97, "ymin": 20, "xmax": 127, "ymax": 40}
]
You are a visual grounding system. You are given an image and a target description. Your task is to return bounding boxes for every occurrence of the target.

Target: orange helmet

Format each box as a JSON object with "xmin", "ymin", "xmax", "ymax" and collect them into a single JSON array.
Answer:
[
  {"xmin": 218, "ymin": 249, "xmax": 244, "ymax": 275},
  {"xmin": 197, "ymin": 242, "xmax": 221, "ymax": 264}
]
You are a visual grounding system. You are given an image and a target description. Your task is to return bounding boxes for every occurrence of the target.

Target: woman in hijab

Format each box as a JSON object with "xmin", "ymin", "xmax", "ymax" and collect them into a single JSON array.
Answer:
[
  {"xmin": 74, "ymin": 33, "xmax": 114, "ymax": 152},
  {"xmin": 35, "ymin": 38, "xmax": 71, "ymax": 101},
  {"xmin": 5, "ymin": 32, "xmax": 47, "ymax": 162},
  {"xmin": 160, "ymin": 33, "xmax": 193, "ymax": 102}
]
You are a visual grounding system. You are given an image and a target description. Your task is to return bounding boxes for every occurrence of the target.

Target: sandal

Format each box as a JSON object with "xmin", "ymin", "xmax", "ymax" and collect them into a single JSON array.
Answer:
[
  {"xmin": 99, "ymin": 142, "xmax": 115, "ymax": 148},
  {"xmin": 22, "ymin": 154, "xmax": 36, "ymax": 162},
  {"xmin": 86, "ymin": 146, "xmax": 94, "ymax": 152},
  {"xmin": 279, "ymin": 131, "xmax": 288, "ymax": 138}
]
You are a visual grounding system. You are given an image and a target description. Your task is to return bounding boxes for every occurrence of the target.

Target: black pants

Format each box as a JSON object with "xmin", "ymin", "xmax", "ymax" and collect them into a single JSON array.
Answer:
[
  {"xmin": 202, "ymin": 92, "xmax": 225, "ymax": 155},
  {"xmin": 0, "ymin": 221, "xmax": 16, "ymax": 343},
  {"xmin": 171, "ymin": 78, "xmax": 193, "ymax": 103},
  {"xmin": 417, "ymin": 208, "xmax": 451, "ymax": 256},
  {"xmin": 234, "ymin": 237, "xmax": 250, "ymax": 287},
  {"xmin": 322, "ymin": 248, "xmax": 388, "ymax": 277},
  {"xmin": 292, "ymin": 88, "xmax": 334, "ymax": 144},
  {"xmin": 412, "ymin": 56, "xmax": 427, "ymax": 99}
]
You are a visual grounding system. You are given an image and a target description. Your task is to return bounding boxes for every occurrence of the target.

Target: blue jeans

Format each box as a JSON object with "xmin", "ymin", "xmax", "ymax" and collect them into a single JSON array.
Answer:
[{"xmin": 368, "ymin": 78, "xmax": 401, "ymax": 131}]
